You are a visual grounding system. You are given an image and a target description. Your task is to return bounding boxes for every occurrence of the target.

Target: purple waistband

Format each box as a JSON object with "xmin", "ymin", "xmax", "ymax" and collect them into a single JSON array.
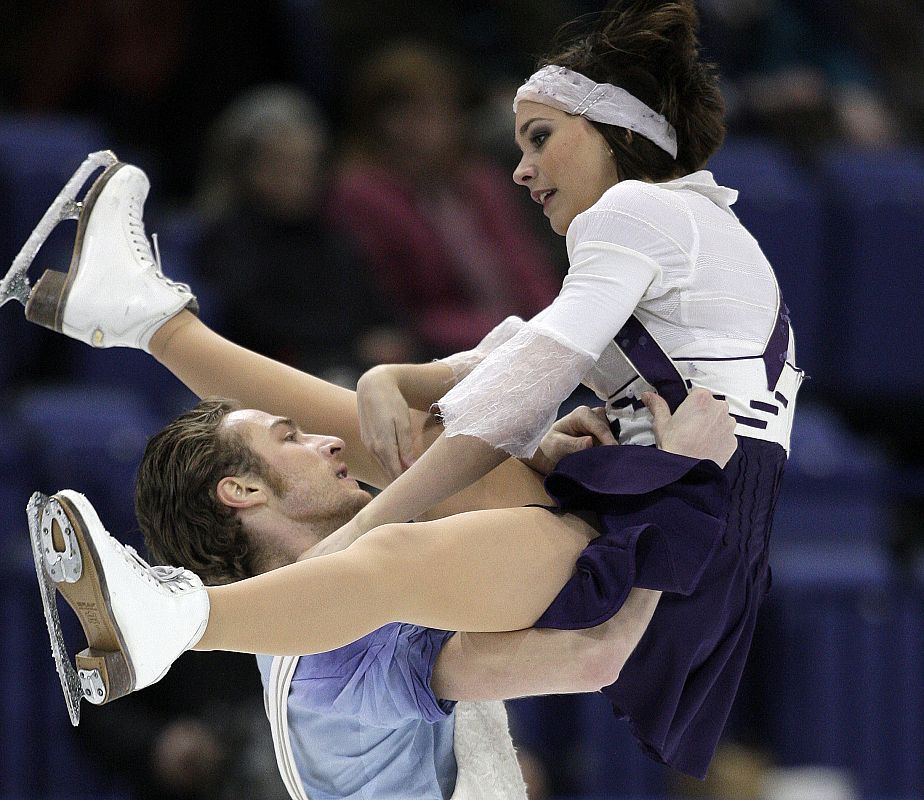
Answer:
[{"xmin": 613, "ymin": 300, "xmax": 791, "ymax": 410}]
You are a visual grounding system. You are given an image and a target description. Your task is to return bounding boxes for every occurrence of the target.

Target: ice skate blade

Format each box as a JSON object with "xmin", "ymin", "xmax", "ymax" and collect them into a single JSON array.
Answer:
[
  {"xmin": 28, "ymin": 492, "xmax": 83, "ymax": 726},
  {"xmin": 25, "ymin": 161, "xmax": 126, "ymax": 333},
  {"xmin": 27, "ymin": 491, "xmax": 136, "ymax": 726},
  {"xmin": 0, "ymin": 150, "xmax": 119, "ymax": 314}
]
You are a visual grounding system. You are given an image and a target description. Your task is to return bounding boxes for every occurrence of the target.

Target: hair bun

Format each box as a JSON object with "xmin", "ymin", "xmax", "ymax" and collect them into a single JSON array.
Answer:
[
  {"xmin": 541, "ymin": 0, "xmax": 724, "ymax": 179},
  {"xmin": 597, "ymin": 1, "xmax": 700, "ymax": 67}
]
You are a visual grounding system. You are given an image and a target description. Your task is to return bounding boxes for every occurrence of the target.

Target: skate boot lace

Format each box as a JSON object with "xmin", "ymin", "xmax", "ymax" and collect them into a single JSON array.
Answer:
[
  {"xmin": 121, "ymin": 543, "xmax": 200, "ymax": 594},
  {"xmin": 126, "ymin": 193, "xmax": 193, "ymax": 295}
]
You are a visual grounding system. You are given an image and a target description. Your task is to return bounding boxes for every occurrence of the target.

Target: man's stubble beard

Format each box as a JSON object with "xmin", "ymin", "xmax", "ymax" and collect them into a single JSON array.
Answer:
[{"xmin": 306, "ymin": 489, "xmax": 373, "ymax": 542}]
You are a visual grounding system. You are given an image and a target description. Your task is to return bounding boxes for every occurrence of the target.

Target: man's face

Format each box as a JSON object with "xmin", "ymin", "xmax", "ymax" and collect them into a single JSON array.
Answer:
[{"xmin": 220, "ymin": 409, "xmax": 372, "ymax": 532}]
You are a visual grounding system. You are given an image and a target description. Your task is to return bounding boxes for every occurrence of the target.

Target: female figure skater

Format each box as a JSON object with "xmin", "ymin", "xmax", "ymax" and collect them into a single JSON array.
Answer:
[
  {"xmin": 19, "ymin": 0, "xmax": 799, "ymax": 781},
  {"xmin": 344, "ymin": 0, "xmax": 802, "ymax": 774}
]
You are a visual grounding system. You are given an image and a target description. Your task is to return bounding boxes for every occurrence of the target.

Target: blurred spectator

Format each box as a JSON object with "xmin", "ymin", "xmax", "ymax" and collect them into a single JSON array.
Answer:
[
  {"xmin": 74, "ymin": 651, "xmax": 288, "ymax": 800},
  {"xmin": 316, "ymin": 0, "xmax": 585, "ymax": 103},
  {"xmin": 329, "ymin": 40, "xmax": 563, "ymax": 357},
  {"xmin": 671, "ymin": 741, "xmax": 771, "ymax": 799},
  {"xmin": 760, "ymin": 766, "xmax": 859, "ymax": 800},
  {"xmin": 697, "ymin": 0, "xmax": 904, "ymax": 150},
  {"xmin": 2, "ymin": 0, "xmax": 293, "ymax": 201},
  {"xmin": 838, "ymin": 0, "xmax": 924, "ymax": 144},
  {"xmin": 194, "ymin": 84, "xmax": 417, "ymax": 385}
]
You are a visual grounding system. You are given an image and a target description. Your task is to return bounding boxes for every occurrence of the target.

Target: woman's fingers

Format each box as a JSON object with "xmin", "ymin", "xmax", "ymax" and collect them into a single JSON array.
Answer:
[
  {"xmin": 640, "ymin": 392, "xmax": 671, "ymax": 448},
  {"xmin": 393, "ymin": 410, "xmax": 418, "ymax": 473},
  {"xmin": 366, "ymin": 416, "xmax": 407, "ymax": 481},
  {"xmin": 557, "ymin": 405, "xmax": 617, "ymax": 445},
  {"xmin": 357, "ymin": 369, "xmax": 414, "ymax": 481}
]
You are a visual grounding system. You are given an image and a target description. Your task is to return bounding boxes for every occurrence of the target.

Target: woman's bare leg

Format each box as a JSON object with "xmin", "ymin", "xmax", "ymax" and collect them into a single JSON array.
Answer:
[
  {"xmin": 149, "ymin": 311, "xmax": 395, "ymax": 486},
  {"xmin": 197, "ymin": 507, "xmax": 599, "ymax": 656}
]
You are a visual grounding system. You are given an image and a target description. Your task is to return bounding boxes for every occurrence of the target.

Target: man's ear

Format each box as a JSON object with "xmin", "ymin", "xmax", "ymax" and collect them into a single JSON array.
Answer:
[{"xmin": 216, "ymin": 476, "xmax": 268, "ymax": 509}]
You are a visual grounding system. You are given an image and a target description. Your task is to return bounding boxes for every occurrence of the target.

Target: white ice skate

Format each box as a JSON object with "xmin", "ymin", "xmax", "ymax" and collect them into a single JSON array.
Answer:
[
  {"xmin": 0, "ymin": 151, "xmax": 197, "ymax": 352},
  {"xmin": 27, "ymin": 490, "xmax": 209, "ymax": 726}
]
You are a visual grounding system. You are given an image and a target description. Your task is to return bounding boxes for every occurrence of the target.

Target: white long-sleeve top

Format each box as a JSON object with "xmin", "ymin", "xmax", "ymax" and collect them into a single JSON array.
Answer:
[{"xmin": 438, "ymin": 171, "xmax": 803, "ymax": 457}]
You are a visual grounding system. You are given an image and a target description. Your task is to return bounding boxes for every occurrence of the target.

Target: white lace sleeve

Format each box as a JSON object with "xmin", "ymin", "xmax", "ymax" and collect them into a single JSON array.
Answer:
[
  {"xmin": 437, "ymin": 316, "xmax": 526, "ymax": 381},
  {"xmin": 435, "ymin": 324, "xmax": 594, "ymax": 458}
]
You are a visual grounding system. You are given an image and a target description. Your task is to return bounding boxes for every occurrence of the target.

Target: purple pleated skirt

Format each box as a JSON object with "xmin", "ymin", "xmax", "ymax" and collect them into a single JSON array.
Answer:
[{"xmin": 533, "ymin": 437, "xmax": 787, "ymax": 779}]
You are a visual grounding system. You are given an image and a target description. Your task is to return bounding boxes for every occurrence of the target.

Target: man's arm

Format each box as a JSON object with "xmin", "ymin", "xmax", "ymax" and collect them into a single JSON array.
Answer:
[
  {"xmin": 432, "ymin": 588, "xmax": 661, "ymax": 700},
  {"xmin": 430, "ymin": 389, "xmax": 737, "ymax": 700}
]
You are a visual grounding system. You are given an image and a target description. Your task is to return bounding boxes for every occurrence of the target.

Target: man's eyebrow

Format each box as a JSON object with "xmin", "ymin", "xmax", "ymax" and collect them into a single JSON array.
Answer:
[{"xmin": 269, "ymin": 417, "xmax": 296, "ymax": 432}]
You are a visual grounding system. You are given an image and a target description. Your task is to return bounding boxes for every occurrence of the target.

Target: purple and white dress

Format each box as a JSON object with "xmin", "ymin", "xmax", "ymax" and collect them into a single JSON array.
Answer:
[{"xmin": 437, "ymin": 171, "xmax": 804, "ymax": 779}]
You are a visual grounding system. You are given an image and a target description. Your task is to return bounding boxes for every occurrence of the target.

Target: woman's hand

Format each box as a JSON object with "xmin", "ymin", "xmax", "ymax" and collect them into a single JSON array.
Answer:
[
  {"xmin": 524, "ymin": 405, "xmax": 618, "ymax": 475},
  {"xmin": 356, "ymin": 365, "xmax": 421, "ymax": 482},
  {"xmin": 642, "ymin": 388, "xmax": 738, "ymax": 467}
]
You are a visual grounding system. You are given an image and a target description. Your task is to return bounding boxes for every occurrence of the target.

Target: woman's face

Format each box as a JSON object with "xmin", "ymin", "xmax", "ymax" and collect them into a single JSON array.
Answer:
[{"xmin": 513, "ymin": 101, "xmax": 620, "ymax": 235}]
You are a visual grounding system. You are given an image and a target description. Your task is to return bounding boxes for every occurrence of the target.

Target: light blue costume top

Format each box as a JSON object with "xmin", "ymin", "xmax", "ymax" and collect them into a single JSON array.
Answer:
[{"xmin": 257, "ymin": 622, "xmax": 457, "ymax": 799}]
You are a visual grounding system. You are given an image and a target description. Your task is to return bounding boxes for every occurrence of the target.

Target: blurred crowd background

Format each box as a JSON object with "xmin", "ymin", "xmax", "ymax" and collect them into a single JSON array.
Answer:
[{"xmin": 0, "ymin": 1, "xmax": 923, "ymax": 799}]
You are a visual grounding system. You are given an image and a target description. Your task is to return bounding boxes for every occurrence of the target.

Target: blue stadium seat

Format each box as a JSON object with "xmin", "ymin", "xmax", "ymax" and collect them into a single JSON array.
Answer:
[
  {"xmin": 507, "ymin": 695, "xmax": 585, "ymax": 793},
  {"xmin": 507, "ymin": 693, "xmax": 670, "ymax": 797},
  {"xmin": 0, "ymin": 558, "xmax": 128, "ymax": 798},
  {"xmin": 13, "ymin": 384, "xmax": 161, "ymax": 544},
  {"xmin": 0, "ymin": 113, "xmax": 109, "ymax": 268},
  {"xmin": 814, "ymin": 146, "xmax": 924, "ymax": 399},
  {"xmin": 0, "ymin": 407, "xmax": 36, "ymax": 547},
  {"xmin": 69, "ymin": 346, "xmax": 198, "ymax": 424},
  {"xmin": 0, "ymin": 303, "xmax": 44, "ymax": 388},
  {"xmin": 708, "ymin": 137, "xmax": 826, "ymax": 388},
  {"xmin": 760, "ymin": 551, "xmax": 924, "ymax": 798},
  {"xmin": 773, "ymin": 403, "xmax": 891, "ymax": 544},
  {"xmin": 571, "ymin": 693, "xmax": 671, "ymax": 797}
]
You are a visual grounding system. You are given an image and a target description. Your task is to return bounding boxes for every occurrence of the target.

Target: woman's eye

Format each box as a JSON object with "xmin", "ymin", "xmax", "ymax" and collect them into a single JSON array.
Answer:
[
  {"xmin": 531, "ymin": 131, "xmax": 549, "ymax": 147},
  {"xmin": 284, "ymin": 431, "xmax": 297, "ymax": 442}
]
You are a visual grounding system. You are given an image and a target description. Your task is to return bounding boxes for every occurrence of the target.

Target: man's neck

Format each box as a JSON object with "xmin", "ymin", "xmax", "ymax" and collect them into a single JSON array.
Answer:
[
  {"xmin": 296, "ymin": 516, "xmax": 363, "ymax": 561},
  {"xmin": 247, "ymin": 514, "xmax": 337, "ymax": 571}
]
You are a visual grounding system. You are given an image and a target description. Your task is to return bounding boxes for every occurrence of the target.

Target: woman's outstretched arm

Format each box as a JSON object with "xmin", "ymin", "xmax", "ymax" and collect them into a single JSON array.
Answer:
[{"xmin": 196, "ymin": 506, "xmax": 596, "ymax": 657}]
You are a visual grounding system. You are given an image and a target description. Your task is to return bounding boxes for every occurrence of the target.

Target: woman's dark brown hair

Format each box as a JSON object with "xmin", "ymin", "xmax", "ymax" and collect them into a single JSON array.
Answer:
[
  {"xmin": 134, "ymin": 397, "xmax": 284, "ymax": 586},
  {"xmin": 541, "ymin": 0, "xmax": 725, "ymax": 181}
]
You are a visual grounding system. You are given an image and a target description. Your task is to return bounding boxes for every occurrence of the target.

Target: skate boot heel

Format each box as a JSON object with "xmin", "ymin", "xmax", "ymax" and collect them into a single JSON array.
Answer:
[
  {"xmin": 24, "ymin": 269, "xmax": 68, "ymax": 332},
  {"xmin": 76, "ymin": 648, "xmax": 133, "ymax": 704}
]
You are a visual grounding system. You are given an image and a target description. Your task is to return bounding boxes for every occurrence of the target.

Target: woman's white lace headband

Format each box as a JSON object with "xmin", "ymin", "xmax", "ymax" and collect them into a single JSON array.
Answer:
[{"xmin": 513, "ymin": 65, "xmax": 678, "ymax": 159}]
